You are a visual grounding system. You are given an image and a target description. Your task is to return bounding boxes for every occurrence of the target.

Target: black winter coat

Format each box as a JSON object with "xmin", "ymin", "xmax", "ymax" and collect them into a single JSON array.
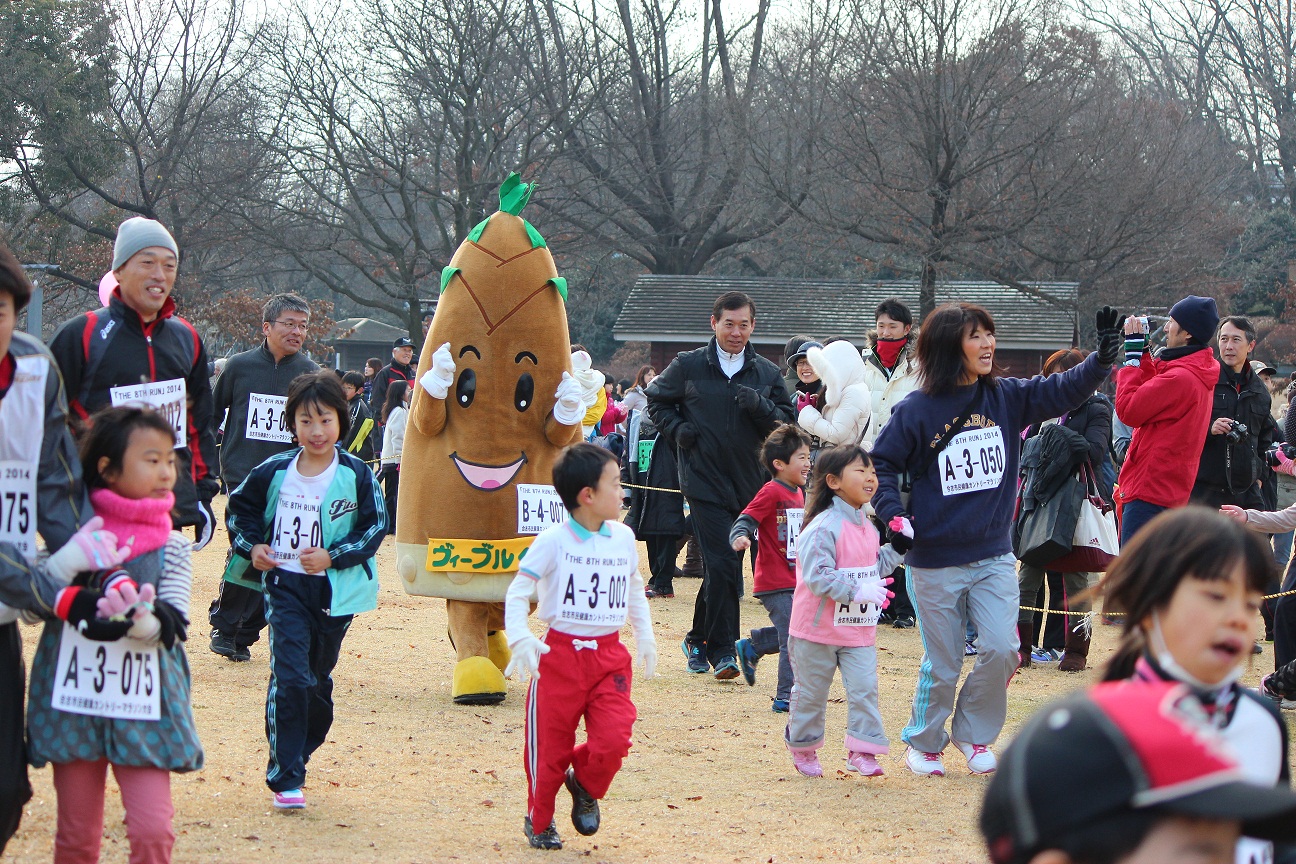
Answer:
[
  {"xmin": 621, "ymin": 410, "xmax": 686, "ymax": 537},
  {"xmin": 646, "ymin": 339, "xmax": 795, "ymax": 513},
  {"xmin": 1192, "ymin": 363, "xmax": 1277, "ymax": 507},
  {"xmin": 1024, "ymin": 393, "xmax": 1114, "ymax": 502}
]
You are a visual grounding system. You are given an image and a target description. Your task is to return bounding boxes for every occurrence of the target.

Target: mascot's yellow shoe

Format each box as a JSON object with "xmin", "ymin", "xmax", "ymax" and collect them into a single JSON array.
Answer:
[
  {"xmin": 452, "ymin": 656, "xmax": 507, "ymax": 706},
  {"xmin": 487, "ymin": 631, "xmax": 511, "ymax": 672}
]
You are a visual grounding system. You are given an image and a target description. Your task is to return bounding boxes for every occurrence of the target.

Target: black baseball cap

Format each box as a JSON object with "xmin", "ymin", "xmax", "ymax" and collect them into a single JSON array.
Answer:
[
  {"xmin": 393, "ymin": 337, "xmax": 413, "ymax": 348},
  {"xmin": 788, "ymin": 341, "xmax": 824, "ymax": 366},
  {"xmin": 981, "ymin": 680, "xmax": 1296, "ymax": 864}
]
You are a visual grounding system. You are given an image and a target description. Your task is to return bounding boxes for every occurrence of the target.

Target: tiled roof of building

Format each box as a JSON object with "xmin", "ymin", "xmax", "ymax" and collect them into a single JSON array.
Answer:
[
  {"xmin": 613, "ymin": 276, "xmax": 1079, "ymax": 348},
  {"xmin": 326, "ymin": 317, "xmax": 408, "ymax": 344}
]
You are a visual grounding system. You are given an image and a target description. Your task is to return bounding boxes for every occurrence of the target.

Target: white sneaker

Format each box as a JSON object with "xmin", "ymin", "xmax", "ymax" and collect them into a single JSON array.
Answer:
[
  {"xmin": 904, "ymin": 746, "xmax": 945, "ymax": 776},
  {"xmin": 952, "ymin": 739, "xmax": 997, "ymax": 774}
]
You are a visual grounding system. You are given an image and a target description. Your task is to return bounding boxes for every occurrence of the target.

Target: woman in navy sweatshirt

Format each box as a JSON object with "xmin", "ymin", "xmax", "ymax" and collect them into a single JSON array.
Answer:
[{"xmin": 870, "ymin": 302, "xmax": 1122, "ymax": 777}]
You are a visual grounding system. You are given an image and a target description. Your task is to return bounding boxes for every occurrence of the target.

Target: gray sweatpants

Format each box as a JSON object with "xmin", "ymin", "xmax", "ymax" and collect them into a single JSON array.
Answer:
[
  {"xmin": 752, "ymin": 590, "xmax": 794, "ymax": 702},
  {"xmin": 902, "ymin": 553, "xmax": 1019, "ymax": 753},
  {"xmin": 784, "ymin": 636, "xmax": 889, "ymax": 755}
]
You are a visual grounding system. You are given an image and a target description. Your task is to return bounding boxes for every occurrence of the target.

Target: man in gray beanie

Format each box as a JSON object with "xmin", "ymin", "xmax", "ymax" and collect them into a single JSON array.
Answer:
[
  {"xmin": 1113, "ymin": 294, "xmax": 1222, "ymax": 544},
  {"xmin": 49, "ymin": 217, "xmax": 220, "ymax": 549}
]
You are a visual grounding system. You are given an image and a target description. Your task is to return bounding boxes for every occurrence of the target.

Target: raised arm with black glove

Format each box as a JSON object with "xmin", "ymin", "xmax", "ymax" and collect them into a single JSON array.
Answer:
[{"xmin": 1095, "ymin": 306, "xmax": 1125, "ymax": 367}]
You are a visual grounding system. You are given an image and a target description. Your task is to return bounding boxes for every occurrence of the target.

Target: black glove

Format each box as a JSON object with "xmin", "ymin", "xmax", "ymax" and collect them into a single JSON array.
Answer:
[
  {"xmin": 734, "ymin": 385, "xmax": 764, "ymax": 415},
  {"xmin": 55, "ymin": 586, "xmax": 133, "ymax": 642},
  {"xmin": 1095, "ymin": 305, "xmax": 1126, "ymax": 367},
  {"xmin": 887, "ymin": 522, "xmax": 914, "ymax": 555},
  {"xmin": 153, "ymin": 598, "xmax": 190, "ymax": 649},
  {"xmin": 675, "ymin": 423, "xmax": 699, "ymax": 450},
  {"xmin": 193, "ymin": 499, "xmax": 216, "ymax": 552}
]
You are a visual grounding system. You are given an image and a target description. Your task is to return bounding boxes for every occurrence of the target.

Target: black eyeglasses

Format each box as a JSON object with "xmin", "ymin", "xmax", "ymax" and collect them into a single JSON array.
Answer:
[{"xmin": 271, "ymin": 320, "xmax": 309, "ymax": 333}]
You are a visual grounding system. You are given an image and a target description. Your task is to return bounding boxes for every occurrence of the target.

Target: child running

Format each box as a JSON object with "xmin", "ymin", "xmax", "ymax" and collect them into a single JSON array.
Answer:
[
  {"xmin": 503, "ymin": 443, "xmax": 657, "ymax": 850},
  {"xmin": 26, "ymin": 406, "xmax": 203, "ymax": 863},
  {"xmin": 224, "ymin": 370, "xmax": 386, "ymax": 810},
  {"xmin": 731, "ymin": 423, "xmax": 813, "ymax": 712},
  {"xmin": 1100, "ymin": 506, "xmax": 1291, "ymax": 864},
  {"xmin": 786, "ymin": 444, "xmax": 899, "ymax": 778}
]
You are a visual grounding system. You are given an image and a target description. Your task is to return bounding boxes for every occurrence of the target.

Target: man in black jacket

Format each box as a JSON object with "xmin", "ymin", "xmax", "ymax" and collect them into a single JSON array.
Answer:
[
  {"xmin": 370, "ymin": 336, "xmax": 416, "ymax": 412},
  {"xmin": 207, "ymin": 293, "xmax": 319, "ymax": 661},
  {"xmin": 49, "ymin": 217, "xmax": 219, "ymax": 547},
  {"xmin": 1190, "ymin": 316, "xmax": 1278, "ymax": 510},
  {"xmin": 647, "ymin": 291, "xmax": 795, "ymax": 679}
]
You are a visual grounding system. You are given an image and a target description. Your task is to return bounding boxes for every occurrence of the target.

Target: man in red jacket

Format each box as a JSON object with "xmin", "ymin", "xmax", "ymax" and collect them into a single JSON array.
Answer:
[{"xmin": 1114, "ymin": 295, "xmax": 1220, "ymax": 545}]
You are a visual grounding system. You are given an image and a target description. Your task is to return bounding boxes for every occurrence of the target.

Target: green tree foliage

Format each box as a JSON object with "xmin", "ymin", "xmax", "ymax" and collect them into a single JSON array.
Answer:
[{"xmin": 1226, "ymin": 208, "xmax": 1296, "ymax": 318}]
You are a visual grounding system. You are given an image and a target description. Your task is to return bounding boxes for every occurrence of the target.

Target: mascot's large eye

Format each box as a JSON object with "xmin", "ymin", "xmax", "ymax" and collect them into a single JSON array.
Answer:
[
  {"xmin": 514, "ymin": 373, "xmax": 534, "ymax": 412},
  {"xmin": 455, "ymin": 368, "xmax": 476, "ymax": 408}
]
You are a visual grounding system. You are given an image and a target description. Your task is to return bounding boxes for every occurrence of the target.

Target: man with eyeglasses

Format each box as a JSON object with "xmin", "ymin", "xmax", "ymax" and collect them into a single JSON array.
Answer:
[
  {"xmin": 206, "ymin": 292, "xmax": 318, "ymax": 661},
  {"xmin": 50, "ymin": 216, "xmax": 220, "ymax": 547}
]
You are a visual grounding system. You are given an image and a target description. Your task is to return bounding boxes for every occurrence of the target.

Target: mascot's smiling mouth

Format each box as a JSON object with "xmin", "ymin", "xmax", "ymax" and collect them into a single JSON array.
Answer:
[{"xmin": 450, "ymin": 452, "xmax": 528, "ymax": 491}]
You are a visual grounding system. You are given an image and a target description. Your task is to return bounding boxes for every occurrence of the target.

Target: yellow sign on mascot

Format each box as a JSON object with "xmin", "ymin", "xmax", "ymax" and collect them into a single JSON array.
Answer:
[{"xmin": 395, "ymin": 174, "xmax": 583, "ymax": 705}]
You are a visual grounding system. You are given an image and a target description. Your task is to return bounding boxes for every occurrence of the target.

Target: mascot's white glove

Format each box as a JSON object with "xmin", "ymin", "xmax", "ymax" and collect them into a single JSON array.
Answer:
[
  {"xmin": 46, "ymin": 517, "xmax": 131, "ymax": 584},
  {"xmin": 504, "ymin": 634, "xmax": 550, "ymax": 681},
  {"xmin": 419, "ymin": 342, "xmax": 455, "ymax": 400},
  {"xmin": 637, "ymin": 638, "xmax": 658, "ymax": 679},
  {"xmin": 553, "ymin": 372, "xmax": 586, "ymax": 426}
]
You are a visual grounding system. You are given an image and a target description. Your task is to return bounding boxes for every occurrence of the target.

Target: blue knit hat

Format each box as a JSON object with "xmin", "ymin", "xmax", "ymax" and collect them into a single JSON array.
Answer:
[
  {"xmin": 1169, "ymin": 295, "xmax": 1220, "ymax": 345},
  {"xmin": 112, "ymin": 217, "xmax": 179, "ymax": 271}
]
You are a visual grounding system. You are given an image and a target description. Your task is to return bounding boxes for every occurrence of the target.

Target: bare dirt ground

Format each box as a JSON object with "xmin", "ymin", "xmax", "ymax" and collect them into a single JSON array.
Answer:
[{"xmin": 6, "ymin": 504, "xmax": 1283, "ymax": 863}]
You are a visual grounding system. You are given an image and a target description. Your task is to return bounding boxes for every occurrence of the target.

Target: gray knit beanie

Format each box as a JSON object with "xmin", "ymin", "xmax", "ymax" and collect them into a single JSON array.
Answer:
[{"xmin": 112, "ymin": 217, "xmax": 179, "ymax": 271}]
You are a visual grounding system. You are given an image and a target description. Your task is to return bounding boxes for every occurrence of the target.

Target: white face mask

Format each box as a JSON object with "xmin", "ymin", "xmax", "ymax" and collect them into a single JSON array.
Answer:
[{"xmin": 1148, "ymin": 612, "xmax": 1244, "ymax": 692}]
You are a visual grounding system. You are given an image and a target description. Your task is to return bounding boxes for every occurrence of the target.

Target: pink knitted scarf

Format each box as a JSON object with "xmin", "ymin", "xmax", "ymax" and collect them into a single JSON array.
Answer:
[{"xmin": 89, "ymin": 488, "xmax": 175, "ymax": 557}]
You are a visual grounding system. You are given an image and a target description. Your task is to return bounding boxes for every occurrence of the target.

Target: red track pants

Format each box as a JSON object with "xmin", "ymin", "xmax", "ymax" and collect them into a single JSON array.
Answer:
[{"xmin": 524, "ymin": 629, "xmax": 637, "ymax": 831}]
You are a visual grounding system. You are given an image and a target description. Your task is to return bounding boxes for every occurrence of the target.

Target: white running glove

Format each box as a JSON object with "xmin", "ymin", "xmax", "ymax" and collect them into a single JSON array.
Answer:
[
  {"xmin": 553, "ymin": 372, "xmax": 585, "ymax": 426},
  {"xmin": 637, "ymin": 639, "xmax": 658, "ymax": 679},
  {"xmin": 504, "ymin": 634, "xmax": 550, "ymax": 681},
  {"xmin": 420, "ymin": 342, "xmax": 455, "ymax": 400},
  {"xmin": 852, "ymin": 576, "xmax": 895, "ymax": 608},
  {"xmin": 45, "ymin": 517, "xmax": 131, "ymax": 584}
]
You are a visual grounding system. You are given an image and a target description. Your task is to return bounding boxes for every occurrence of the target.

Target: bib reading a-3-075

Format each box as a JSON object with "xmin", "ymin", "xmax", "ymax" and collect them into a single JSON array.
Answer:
[{"xmin": 393, "ymin": 174, "xmax": 584, "ymax": 706}]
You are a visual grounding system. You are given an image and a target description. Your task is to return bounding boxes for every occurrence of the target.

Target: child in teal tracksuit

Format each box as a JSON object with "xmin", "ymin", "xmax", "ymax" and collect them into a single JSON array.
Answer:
[{"xmin": 223, "ymin": 370, "xmax": 386, "ymax": 810}]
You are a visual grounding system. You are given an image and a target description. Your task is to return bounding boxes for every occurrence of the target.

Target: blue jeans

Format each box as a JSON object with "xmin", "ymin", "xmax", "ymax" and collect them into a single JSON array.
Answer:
[
  {"xmin": 752, "ymin": 590, "xmax": 794, "ymax": 702},
  {"xmin": 1119, "ymin": 500, "xmax": 1167, "ymax": 547},
  {"xmin": 264, "ymin": 571, "xmax": 353, "ymax": 792}
]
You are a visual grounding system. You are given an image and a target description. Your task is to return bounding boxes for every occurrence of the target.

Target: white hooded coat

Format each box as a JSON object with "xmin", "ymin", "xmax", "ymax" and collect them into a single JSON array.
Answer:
[{"xmin": 797, "ymin": 341, "xmax": 873, "ymax": 446}]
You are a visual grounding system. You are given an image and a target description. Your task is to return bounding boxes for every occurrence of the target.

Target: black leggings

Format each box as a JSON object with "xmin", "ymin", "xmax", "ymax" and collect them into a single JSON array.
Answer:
[
  {"xmin": 382, "ymin": 466, "xmax": 400, "ymax": 534},
  {"xmin": 0, "ymin": 623, "xmax": 31, "ymax": 854}
]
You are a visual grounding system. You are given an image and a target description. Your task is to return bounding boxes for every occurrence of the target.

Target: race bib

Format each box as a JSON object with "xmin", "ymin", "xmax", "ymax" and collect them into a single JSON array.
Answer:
[
  {"xmin": 110, "ymin": 378, "xmax": 186, "ymax": 449},
  {"xmin": 636, "ymin": 439, "xmax": 654, "ymax": 473},
  {"xmin": 556, "ymin": 548, "xmax": 632, "ymax": 628},
  {"xmin": 784, "ymin": 508, "xmax": 804, "ymax": 563},
  {"xmin": 833, "ymin": 565, "xmax": 881, "ymax": 627},
  {"xmin": 516, "ymin": 484, "xmax": 565, "ymax": 535},
  {"xmin": 270, "ymin": 489, "xmax": 323, "ymax": 573},
  {"xmin": 52, "ymin": 625, "xmax": 161, "ymax": 721},
  {"xmin": 0, "ymin": 461, "xmax": 36, "ymax": 559},
  {"xmin": 939, "ymin": 426, "xmax": 1006, "ymax": 496},
  {"xmin": 246, "ymin": 393, "xmax": 292, "ymax": 443}
]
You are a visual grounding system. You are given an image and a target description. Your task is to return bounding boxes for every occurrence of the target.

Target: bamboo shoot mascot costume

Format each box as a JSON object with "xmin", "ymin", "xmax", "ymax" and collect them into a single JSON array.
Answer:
[{"xmin": 395, "ymin": 174, "xmax": 584, "ymax": 704}]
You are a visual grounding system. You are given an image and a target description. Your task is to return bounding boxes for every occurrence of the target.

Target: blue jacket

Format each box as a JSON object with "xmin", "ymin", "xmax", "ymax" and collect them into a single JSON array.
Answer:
[
  {"xmin": 870, "ymin": 353, "xmax": 1109, "ymax": 569},
  {"xmin": 222, "ymin": 446, "xmax": 386, "ymax": 616}
]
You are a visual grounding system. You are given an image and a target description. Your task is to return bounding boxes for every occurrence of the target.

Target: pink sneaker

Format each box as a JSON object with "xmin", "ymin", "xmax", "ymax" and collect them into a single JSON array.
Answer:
[
  {"xmin": 790, "ymin": 749, "xmax": 823, "ymax": 777},
  {"xmin": 846, "ymin": 751, "xmax": 884, "ymax": 776},
  {"xmin": 273, "ymin": 788, "xmax": 305, "ymax": 810}
]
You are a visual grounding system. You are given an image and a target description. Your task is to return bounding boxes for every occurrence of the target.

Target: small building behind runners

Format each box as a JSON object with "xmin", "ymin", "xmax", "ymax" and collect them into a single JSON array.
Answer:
[{"xmin": 612, "ymin": 276, "xmax": 1081, "ymax": 377}]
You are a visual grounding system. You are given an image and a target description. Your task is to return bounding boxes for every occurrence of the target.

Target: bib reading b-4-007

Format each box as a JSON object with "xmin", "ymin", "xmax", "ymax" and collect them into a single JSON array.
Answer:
[{"xmin": 393, "ymin": 174, "xmax": 583, "ymax": 706}]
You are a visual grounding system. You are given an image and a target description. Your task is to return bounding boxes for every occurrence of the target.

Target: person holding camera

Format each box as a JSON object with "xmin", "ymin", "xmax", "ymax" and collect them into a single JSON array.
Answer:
[
  {"xmin": 1189, "ymin": 316, "xmax": 1277, "ymax": 511},
  {"xmin": 1114, "ymin": 296, "xmax": 1221, "ymax": 545}
]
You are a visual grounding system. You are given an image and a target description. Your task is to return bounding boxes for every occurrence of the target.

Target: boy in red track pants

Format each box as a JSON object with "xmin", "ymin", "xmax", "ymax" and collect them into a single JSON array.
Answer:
[{"xmin": 504, "ymin": 443, "xmax": 657, "ymax": 850}]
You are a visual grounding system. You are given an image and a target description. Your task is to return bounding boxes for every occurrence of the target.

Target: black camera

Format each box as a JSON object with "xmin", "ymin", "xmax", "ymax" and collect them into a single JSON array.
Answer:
[
  {"xmin": 1224, "ymin": 421, "xmax": 1249, "ymax": 444},
  {"xmin": 1267, "ymin": 442, "xmax": 1296, "ymax": 466}
]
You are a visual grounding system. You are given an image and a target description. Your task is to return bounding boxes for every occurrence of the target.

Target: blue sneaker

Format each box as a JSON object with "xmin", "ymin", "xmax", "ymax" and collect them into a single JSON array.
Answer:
[
  {"xmin": 771, "ymin": 699, "xmax": 789, "ymax": 713},
  {"xmin": 713, "ymin": 656, "xmax": 741, "ymax": 680},
  {"xmin": 681, "ymin": 639, "xmax": 709, "ymax": 674},
  {"xmin": 734, "ymin": 638, "xmax": 758, "ymax": 686}
]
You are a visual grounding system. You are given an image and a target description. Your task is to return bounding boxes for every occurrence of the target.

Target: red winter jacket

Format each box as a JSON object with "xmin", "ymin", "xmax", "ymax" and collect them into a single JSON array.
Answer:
[{"xmin": 1115, "ymin": 346, "xmax": 1219, "ymax": 509}]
